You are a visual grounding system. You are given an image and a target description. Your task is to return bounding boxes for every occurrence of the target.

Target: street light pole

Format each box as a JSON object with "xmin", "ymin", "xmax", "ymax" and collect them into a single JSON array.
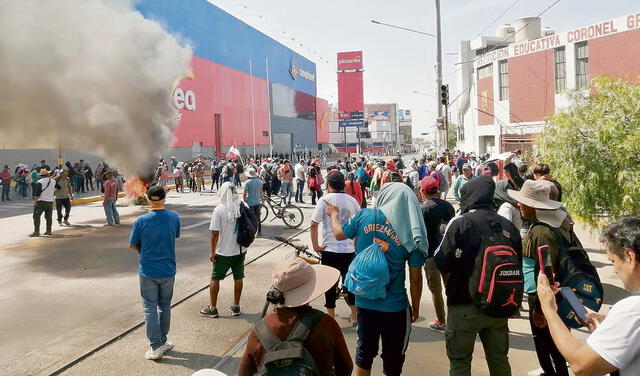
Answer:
[{"xmin": 435, "ymin": 0, "xmax": 444, "ymax": 151}]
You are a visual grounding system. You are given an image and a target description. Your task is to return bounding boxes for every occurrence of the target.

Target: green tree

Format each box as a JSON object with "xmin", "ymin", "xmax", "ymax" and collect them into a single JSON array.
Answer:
[
  {"xmin": 447, "ymin": 122, "xmax": 457, "ymax": 150},
  {"xmin": 540, "ymin": 76, "xmax": 640, "ymax": 226}
]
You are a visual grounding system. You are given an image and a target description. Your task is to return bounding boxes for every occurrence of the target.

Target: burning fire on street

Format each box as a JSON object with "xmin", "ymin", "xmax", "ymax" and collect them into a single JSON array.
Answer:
[{"xmin": 124, "ymin": 176, "xmax": 149, "ymax": 201}]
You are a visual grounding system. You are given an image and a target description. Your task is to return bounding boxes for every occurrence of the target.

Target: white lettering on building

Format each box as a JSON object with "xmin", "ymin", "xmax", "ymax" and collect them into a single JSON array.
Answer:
[
  {"xmin": 474, "ymin": 12, "xmax": 640, "ymax": 68},
  {"xmin": 173, "ymin": 88, "xmax": 196, "ymax": 111}
]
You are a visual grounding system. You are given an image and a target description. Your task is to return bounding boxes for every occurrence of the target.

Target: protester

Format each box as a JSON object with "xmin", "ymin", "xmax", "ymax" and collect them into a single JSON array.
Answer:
[
  {"xmin": 54, "ymin": 169, "xmax": 73, "ymax": 226},
  {"xmin": 128, "ymin": 186, "xmax": 181, "ymax": 360},
  {"xmin": 30, "ymin": 168, "xmax": 56, "ymax": 236},
  {"xmin": 404, "ymin": 160, "xmax": 420, "ymax": 198},
  {"xmin": 173, "ymin": 165, "xmax": 185, "ymax": 193},
  {"xmin": 278, "ymin": 160, "xmax": 293, "ymax": 204},
  {"xmin": 326, "ymin": 182, "xmax": 426, "ymax": 376},
  {"xmin": 508, "ymin": 179, "xmax": 571, "ymax": 376},
  {"xmin": 419, "ymin": 176, "xmax": 455, "ymax": 331},
  {"xmin": 243, "ymin": 168, "xmax": 263, "ymax": 236},
  {"xmin": 436, "ymin": 157, "xmax": 452, "ymax": 200},
  {"xmin": 307, "ymin": 163, "xmax": 323, "ymax": 205},
  {"xmin": 533, "ymin": 163, "xmax": 563, "ymax": 202},
  {"xmin": 201, "ymin": 182, "xmax": 245, "ymax": 318},
  {"xmin": 452, "ymin": 163, "xmax": 474, "ymax": 202},
  {"xmin": 95, "ymin": 162, "xmax": 105, "ymax": 192},
  {"xmin": 1, "ymin": 165, "xmax": 11, "ymax": 201},
  {"xmin": 310, "ymin": 171, "xmax": 360, "ymax": 324},
  {"xmin": 294, "ymin": 159, "xmax": 306, "ymax": 204},
  {"xmin": 237, "ymin": 257, "xmax": 353, "ymax": 375},
  {"xmin": 102, "ymin": 170, "xmax": 120, "ymax": 226},
  {"xmin": 234, "ymin": 159, "xmax": 244, "ymax": 187},
  {"xmin": 344, "ymin": 172, "xmax": 364, "ymax": 207},
  {"xmin": 537, "ymin": 216, "xmax": 640, "ymax": 376},
  {"xmin": 211, "ymin": 162, "xmax": 221, "ymax": 192},
  {"xmin": 435, "ymin": 176, "xmax": 522, "ymax": 375},
  {"xmin": 84, "ymin": 162, "xmax": 94, "ymax": 191}
]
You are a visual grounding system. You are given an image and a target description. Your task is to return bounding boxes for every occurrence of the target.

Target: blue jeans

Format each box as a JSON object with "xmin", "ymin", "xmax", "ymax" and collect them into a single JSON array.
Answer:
[
  {"xmin": 103, "ymin": 197, "xmax": 120, "ymax": 224},
  {"xmin": 280, "ymin": 182, "xmax": 292, "ymax": 204},
  {"xmin": 140, "ymin": 275, "xmax": 175, "ymax": 349},
  {"xmin": 1, "ymin": 183, "xmax": 9, "ymax": 201},
  {"xmin": 295, "ymin": 179, "xmax": 305, "ymax": 202}
]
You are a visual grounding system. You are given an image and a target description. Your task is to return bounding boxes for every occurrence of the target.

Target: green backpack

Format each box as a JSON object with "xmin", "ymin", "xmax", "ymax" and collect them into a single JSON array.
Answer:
[{"xmin": 253, "ymin": 308, "xmax": 323, "ymax": 376}]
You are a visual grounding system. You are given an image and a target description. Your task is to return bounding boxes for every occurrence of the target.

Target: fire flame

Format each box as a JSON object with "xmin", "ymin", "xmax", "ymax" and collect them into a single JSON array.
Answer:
[{"xmin": 124, "ymin": 176, "xmax": 148, "ymax": 200}]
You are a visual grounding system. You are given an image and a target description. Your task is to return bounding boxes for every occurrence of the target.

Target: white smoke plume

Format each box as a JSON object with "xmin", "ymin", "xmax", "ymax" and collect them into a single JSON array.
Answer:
[{"xmin": 0, "ymin": 0, "xmax": 193, "ymax": 177}]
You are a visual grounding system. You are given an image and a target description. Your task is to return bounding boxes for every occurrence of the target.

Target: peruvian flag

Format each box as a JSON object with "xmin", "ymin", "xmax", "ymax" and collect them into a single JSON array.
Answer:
[{"xmin": 226, "ymin": 142, "xmax": 241, "ymax": 160}]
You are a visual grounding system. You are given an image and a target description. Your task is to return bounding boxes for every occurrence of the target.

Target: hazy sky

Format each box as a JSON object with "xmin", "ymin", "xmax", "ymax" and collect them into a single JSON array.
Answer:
[{"xmin": 207, "ymin": 0, "xmax": 639, "ymax": 138}]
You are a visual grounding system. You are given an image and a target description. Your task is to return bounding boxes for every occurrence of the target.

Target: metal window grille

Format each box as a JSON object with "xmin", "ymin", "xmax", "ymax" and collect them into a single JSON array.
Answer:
[{"xmin": 554, "ymin": 47, "xmax": 566, "ymax": 93}]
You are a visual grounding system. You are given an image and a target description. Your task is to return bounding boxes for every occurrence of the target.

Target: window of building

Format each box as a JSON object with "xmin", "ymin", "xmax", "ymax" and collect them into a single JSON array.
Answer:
[
  {"xmin": 477, "ymin": 64, "xmax": 493, "ymax": 80},
  {"xmin": 575, "ymin": 42, "xmax": 589, "ymax": 90},
  {"xmin": 498, "ymin": 60, "xmax": 509, "ymax": 101},
  {"xmin": 554, "ymin": 47, "xmax": 566, "ymax": 93}
]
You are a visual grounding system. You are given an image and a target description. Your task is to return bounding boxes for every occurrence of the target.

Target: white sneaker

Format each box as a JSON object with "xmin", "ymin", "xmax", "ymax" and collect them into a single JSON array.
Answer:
[
  {"xmin": 159, "ymin": 340, "xmax": 174, "ymax": 353},
  {"xmin": 144, "ymin": 346, "xmax": 164, "ymax": 360}
]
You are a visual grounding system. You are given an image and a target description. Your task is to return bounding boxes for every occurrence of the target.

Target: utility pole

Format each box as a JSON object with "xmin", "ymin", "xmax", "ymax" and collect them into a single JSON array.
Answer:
[{"xmin": 435, "ymin": 0, "xmax": 444, "ymax": 151}]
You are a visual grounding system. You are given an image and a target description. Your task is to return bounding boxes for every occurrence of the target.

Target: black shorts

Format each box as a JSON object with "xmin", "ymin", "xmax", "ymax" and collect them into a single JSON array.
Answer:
[{"xmin": 356, "ymin": 306, "xmax": 412, "ymax": 376}]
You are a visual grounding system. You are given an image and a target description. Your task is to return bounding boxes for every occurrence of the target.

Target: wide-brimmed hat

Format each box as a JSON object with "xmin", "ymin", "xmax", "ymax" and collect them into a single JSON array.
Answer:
[
  {"xmin": 535, "ymin": 208, "xmax": 568, "ymax": 228},
  {"xmin": 272, "ymin": 257, "xmax": 339, "ymax": 308},
  {"xmin": 38, "ymin": 169, "xmax": 49, "ymax": 176},
  {"xmin": 245, "ymin": 168, "xmax": 258, "ymax": 178},
  {"xmin": 508, "ymin": 179, "xmax": 562, "ymax": 210}
]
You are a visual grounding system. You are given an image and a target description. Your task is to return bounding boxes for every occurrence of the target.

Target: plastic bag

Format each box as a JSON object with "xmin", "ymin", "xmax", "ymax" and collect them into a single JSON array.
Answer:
[{"xmin": 344, "ymin": 242, "xmax": 390, "ymax": 300}]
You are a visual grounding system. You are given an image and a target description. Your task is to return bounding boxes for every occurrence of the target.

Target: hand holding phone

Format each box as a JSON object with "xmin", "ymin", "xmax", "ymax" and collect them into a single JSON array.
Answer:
[
  {"xmin": 537, "ymin": 245, "xmax": 554, "ymax": 282},
  {"xmin": 560, "ymin": 287, "xmax": 588, "ymax": 325}
]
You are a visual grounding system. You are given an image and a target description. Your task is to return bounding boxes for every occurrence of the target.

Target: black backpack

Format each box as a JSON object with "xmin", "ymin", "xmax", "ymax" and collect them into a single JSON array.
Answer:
[
  {"xmin": 533, "ymin": 223, "xmax": 604, "ymax": 328},
  {"xmin": 467, "ymin": 212, "xmax": 524, "ymax": 318},
  {"xmin": 253, "ymin": 308, "xmax": 324, "ymax": 376},
  {"xmin": 237, "ymin": 202, "xmax": 258, "ymax": 247},
  {"xmin": 404, "ymin": 174, "xmax": 414, "ymax": 189}
]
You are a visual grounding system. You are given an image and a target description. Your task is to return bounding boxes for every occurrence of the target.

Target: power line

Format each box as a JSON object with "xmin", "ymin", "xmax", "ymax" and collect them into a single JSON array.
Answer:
[
  {"xmin": 455, "ymin": 0, "xmax": 562, "ymax": 66},
  {"xmin": 474, "ymin": 0, "xmax": 523, "ymax": 38}
]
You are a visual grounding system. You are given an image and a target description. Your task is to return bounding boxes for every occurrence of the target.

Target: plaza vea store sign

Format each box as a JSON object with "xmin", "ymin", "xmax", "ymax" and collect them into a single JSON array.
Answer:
[
  {"xmin": 173, "ymin": 87, "xmax": 196, "ymax": 111},
  {"xmin": 475, "ymin": 12, "xmax": 640, "ymax": 67}
]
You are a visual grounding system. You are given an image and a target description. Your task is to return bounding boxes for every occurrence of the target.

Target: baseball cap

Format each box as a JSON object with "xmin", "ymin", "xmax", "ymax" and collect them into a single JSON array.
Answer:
[
  {"xmin": 420, "ymin": 176, "xmax": 439, "ymax": 191},
  {"xmin": 147, "ymin": 186, "xmax": 166, "ymax": 201},
  {"xmin": 462, "ymin": 163, "xmax": 471, "ymax": 170},
  {"xmin": 326, "ymin": 170, "xmax": 345, "ymax": 187}
]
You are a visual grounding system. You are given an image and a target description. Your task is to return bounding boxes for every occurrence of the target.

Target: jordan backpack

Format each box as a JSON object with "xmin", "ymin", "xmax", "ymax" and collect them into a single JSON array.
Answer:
[{"xmin": 467, "ymin": 212, "xmax": 524, "ymax": 318}]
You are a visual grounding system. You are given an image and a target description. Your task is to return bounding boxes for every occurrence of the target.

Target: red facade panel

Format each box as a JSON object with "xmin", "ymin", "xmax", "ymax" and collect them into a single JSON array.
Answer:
[
  {"xmin": 172, "ymin": 56, "xmax": 270, "ymax": 148},
  {"xmin": 337, "ymin": 71, "xmax": 364, "ymax": 112},
  {"xmin": 508, "ymin": 50, "xmax": 555, "ymax": 123},
  {"xmin": 315, "ymin": 98, "xmax": 330, "ymax": 143},
  {"xmin": 590, "ymin": 28, "xmax": 640, "ymax": 82},
  {"xmin": 477, "ymin": 76, "xmax": 494, "ymax": 125}
]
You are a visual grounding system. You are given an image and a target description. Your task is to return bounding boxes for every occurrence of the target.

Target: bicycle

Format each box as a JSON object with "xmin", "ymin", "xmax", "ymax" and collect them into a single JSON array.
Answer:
[
  {"xmin": 259, "ymin": 193, "xmax": 304, "ymax": 229},
  {"xmin": 261, "ymin": 236, "xmax": 348, "ymax": 317}
]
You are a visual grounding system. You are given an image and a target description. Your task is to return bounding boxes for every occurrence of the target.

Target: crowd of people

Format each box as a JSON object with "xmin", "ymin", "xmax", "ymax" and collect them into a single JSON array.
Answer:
[{"xmin": 52, "ymin": 148, "xmax": 636, "ymax": 375}]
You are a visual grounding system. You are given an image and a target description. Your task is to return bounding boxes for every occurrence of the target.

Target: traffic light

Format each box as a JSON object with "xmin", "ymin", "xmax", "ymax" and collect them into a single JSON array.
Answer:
[{"xmin": 440, "ymin": 84, "xmax": 449, "ymax": 106}]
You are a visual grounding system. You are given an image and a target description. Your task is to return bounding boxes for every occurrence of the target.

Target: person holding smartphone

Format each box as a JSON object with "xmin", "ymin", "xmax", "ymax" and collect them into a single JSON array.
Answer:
[{"xmin": 537, "ymin": 216, "xmax": 640, "ymax": 376}]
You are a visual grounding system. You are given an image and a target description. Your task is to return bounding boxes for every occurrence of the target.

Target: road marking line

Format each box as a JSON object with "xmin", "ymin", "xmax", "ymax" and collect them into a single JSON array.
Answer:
[{"xmin": 182, "ymin": 219, "xmax": 210, "ymax": 230}]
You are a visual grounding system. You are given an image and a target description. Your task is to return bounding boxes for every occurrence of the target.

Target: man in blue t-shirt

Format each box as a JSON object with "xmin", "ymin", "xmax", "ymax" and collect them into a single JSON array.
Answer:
[
  {"xmin": 129, "ymin": 186, "xmax": 180, "ymax": 361},
  {"xmin": 242, "ymin": 168, "xmax": 263, "ymax": 235},
  {"xmin": 326, "ymin": 192, "xmax": 424, "ymax": 376}
]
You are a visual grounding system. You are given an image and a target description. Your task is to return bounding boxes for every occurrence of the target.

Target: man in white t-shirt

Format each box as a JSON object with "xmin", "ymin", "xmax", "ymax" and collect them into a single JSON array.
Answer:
[
  {"xmin": 200, "ymin": 182, "xmax": 245, "ymax": 318},
  {"xmin": 436, "ymin": 157, "xmax": 451, "ymax": 200},
  {"xmin": 31, "ymin": 169, "xmax": 56, "ymax": 237},
  {"xmin": 537, "ymin": 216, "xmax": 640, "ymax": 376},
  {"xmin": 310, "ymin": 170, "xmax": 361, "ymax": 324},
  {"xmin": 294, "ymin": 160, "xmax": 306, "ymax": 204}
]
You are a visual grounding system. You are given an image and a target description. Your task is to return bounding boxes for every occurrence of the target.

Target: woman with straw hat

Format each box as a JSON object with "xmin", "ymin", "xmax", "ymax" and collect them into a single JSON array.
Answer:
[{"xmin": 237, "ymin": 257, "xmax": 352, "ymax": 375}]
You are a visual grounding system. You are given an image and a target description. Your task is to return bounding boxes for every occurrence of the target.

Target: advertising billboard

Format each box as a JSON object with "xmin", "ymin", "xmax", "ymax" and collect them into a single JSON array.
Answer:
[
  {"xmin": 337, "ymin": 70, "xmax": 364, "ymax": 112},
  {"xmin": 315, "ymin": 98, "xmax": 330, "ymax": 143},
  {"xmin": 337, "ymin": 51, "xmax": 363, "ymax": 70}
]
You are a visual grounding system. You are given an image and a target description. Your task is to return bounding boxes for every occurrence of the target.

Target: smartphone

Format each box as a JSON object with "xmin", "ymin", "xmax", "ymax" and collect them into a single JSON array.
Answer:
[
  {"xmin": 537, "ymin": 245, "xmax": 554, "ymax": 282},
  {"xmin": 560, "ymin": 287, "xmax": 588, "ymax": 324}
]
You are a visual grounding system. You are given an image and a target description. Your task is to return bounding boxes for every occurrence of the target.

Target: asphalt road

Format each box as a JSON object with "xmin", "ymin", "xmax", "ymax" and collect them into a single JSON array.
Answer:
[{"xmin": 0, "ymin": 179, "xmax": 629, "ymax": 376}]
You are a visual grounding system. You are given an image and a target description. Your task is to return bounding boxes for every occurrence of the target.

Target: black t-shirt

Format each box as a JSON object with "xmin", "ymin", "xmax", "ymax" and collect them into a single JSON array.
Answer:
[{"xmin": 421, "ymin": 198, "xmax": 455, "ymax": 256}]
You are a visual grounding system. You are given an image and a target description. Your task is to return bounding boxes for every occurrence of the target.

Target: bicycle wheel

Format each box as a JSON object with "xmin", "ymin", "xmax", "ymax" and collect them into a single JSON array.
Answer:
[
  {"xmin": 281, "ymin": 204, "xmax": 304, "ymax": 229},
  {"xmin": 259, "ymin": 204, "xmax": 269, "ymax": 223}
]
